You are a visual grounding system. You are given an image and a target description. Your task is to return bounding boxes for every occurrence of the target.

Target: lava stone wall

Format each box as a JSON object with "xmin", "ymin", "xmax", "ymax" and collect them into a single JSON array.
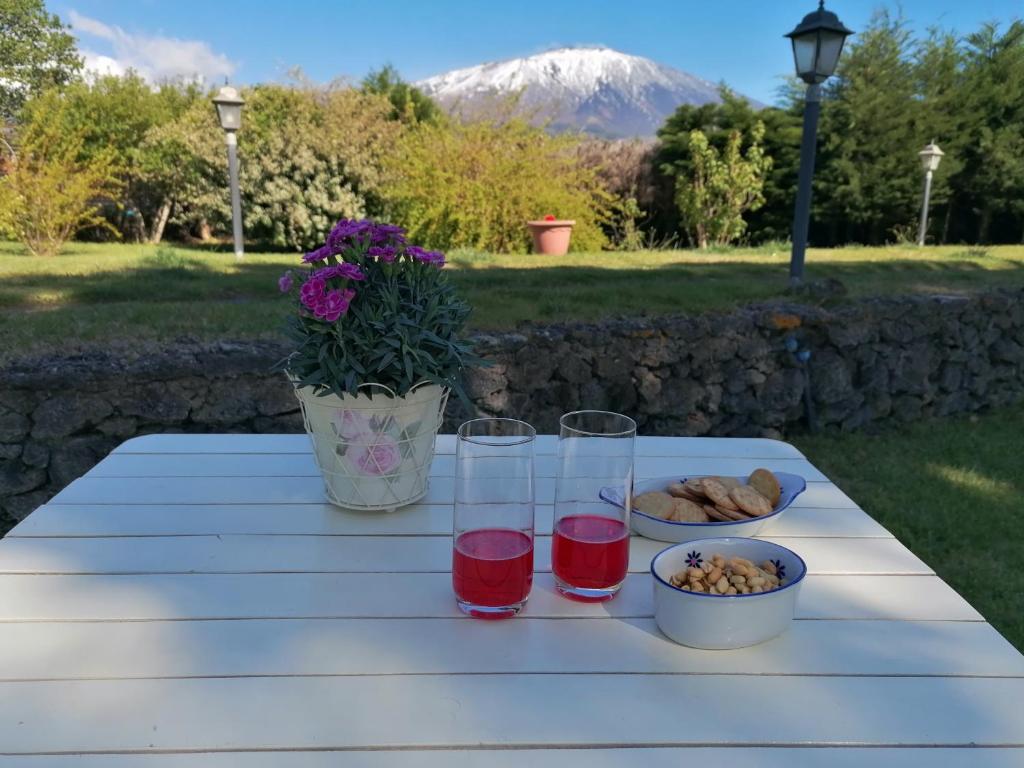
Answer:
[{"xmin": 2, "ymin": 290, "xmax": 1022, "ymax": 530}]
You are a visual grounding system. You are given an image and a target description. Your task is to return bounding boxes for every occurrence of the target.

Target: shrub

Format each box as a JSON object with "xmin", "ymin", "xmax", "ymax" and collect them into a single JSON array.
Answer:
[
  {"xmin": 0, "ymin": 94, "xmax": 122, "ymax": 256},
  {"xmin": 384, "ymin": 112, "xmax": 613, "ymax": 253}
]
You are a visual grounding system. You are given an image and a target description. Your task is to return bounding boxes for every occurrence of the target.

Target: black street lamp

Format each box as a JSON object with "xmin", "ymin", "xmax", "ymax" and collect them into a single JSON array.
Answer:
[
  {"xmin": 785, "ymin": 2, "xmax": 853, "ymax": 286},
  {"xmin": 212, "ymin": 85, "xmax": 245, "ymax": 259}
]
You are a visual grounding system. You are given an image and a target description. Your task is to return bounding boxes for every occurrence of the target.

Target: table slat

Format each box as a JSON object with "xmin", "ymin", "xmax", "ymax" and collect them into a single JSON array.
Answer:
[
  {"xmin": 1, "ymin": 675, "xmax": 1022, "ymax": 753},
  {"xmin": 51, "ymin": 475, "xmax": 860, "ymax": 508},
  {"xmin": 3, "ymin": 748, "xmax": 1021, "ymax": 767},
  {"xmin": 1, "ymin": 618, "xmax": 1019, "ymax": 682},
  {"xmin": 9, "ymin": 503, "xmax": 892, "ymax": 539},
  {"xmin": 112, "ymin": 434, "xmax": 807, "ymax": 459},
  {"xmin": 0, "ymin": 534, "xmax": 930, "ymax": 576},
  {"xmin": 0, "ymin": 572, "xmax": 981, "ymax": 622},
  {"xmin": 90, "ymin": 453, "xmax": 830, "ymax": 481}
]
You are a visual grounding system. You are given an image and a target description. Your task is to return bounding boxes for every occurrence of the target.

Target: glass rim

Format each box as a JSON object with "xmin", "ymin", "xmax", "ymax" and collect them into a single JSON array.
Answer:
[
  {"xmin": 457, "ymin": 417, "xmax": 537, "ymax": 446},
  {"xmin": 559, "ymin": 410, "xmax": 637, "ymax": 438}
]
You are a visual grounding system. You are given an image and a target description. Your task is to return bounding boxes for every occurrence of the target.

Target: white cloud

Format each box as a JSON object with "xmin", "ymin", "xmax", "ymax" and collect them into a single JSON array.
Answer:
[{"xmin": 68, "ymin": 10, "xmax": 237, "ymax": 84}]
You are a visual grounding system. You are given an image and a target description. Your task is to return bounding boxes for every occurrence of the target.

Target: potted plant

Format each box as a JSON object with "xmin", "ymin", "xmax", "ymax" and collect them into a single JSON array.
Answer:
[
  {"xmin": 526, "ymin": 214, "xmax": 575, "ymax": 255},
  {"xmin": 277, "ymin": 219, "xmax": 478, "ymax": 511}
]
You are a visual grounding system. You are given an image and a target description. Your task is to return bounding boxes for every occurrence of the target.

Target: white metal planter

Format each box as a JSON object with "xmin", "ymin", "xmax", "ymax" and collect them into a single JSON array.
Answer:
[{"xmin": 292, "ymin": 381, "xmax": 449, "ymax": 511}]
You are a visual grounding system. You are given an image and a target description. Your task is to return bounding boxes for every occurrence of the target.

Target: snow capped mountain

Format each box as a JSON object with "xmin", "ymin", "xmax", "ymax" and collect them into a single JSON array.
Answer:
[{"xmin": 417, "ymin": 47, "xmax": 736, "ymax": 138}]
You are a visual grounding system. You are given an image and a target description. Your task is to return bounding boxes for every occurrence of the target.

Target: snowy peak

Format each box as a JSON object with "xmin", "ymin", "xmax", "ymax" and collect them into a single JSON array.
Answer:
[{"xmin": 417, "ymin": 47, "xmax": 734, "ymax": 138}]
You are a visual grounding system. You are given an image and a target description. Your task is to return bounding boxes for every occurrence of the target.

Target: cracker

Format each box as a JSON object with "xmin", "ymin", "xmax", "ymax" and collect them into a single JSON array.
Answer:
[
  {"xmin": 748, "ymin": 468, "xmax": 782, "ymax": 507},
  {"xmin": 712, "ymin": 475, "xmax": 742, "ymax": 491},
  {"xmin": 703, "ymin": 504, "xmax": 731, "ymax": 522},
  {"xmin": 730, "ymin": 484, "xmax": 773, "ymax": 517},
  {"xmin": 701, "ymin": 477, "xmax": 739, "ymax": 511},
  {"xmin": 717, "ymin": 504, "xmax": 752, "ymax": 521},
  {"xmin": 671, "ymin": 497, "xmax": 709, "ymax": 523},
  {"xmin": 633, "ymin": 491, "xmax": 676, "ymax": 519}
]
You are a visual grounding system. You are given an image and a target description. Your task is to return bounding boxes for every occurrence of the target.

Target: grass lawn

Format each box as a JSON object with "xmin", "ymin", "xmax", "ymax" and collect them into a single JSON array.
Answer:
[
  {"xmin": 793, "ymin": 405, "xmax": 1024, "ymax": 652},
  {"xmin": 2, "ymin": 240, "xmax": 1024, "ymax": 357}
]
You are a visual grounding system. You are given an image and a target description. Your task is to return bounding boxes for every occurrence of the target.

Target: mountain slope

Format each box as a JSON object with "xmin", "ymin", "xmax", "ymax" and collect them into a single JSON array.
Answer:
[{"xmin": 417, "ymin": 47, "xmax": 739, "ymax": 138}]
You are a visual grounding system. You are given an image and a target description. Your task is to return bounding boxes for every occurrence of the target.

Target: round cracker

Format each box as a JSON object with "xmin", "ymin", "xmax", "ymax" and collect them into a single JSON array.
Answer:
[
  {"xmin": 748, "ymin": 468, "xmax": 781, "ymax": 507},
  {"xmin": 633, "ymin": 491, "xmax": 676, "ymax": 519},
  {"xmin": 703, "ymin": 504, "xmax": 730, "ymax": 522},
  {"xmin": 730, "ymin": 484, "xmax": 773, "ymax": 517},
  {"xmin": 717, "ymin": 504, "xmax": 751, "ymax": 521},
  {"xmin": 712, "ymin": 475, "xmax": 742, "ymax": 491},
  {"xmin": 671, "ymin": 497, "xmax": 708, "ymax": 523},
  {"xmin": 701, "ymin": 478, "xmax": 739, "ymax": 511}
]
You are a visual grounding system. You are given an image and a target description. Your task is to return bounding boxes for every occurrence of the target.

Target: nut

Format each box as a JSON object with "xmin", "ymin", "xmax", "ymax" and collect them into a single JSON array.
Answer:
[{"xmin": 670, "ymin": 552, "xmax": 789, "ymax": 597}]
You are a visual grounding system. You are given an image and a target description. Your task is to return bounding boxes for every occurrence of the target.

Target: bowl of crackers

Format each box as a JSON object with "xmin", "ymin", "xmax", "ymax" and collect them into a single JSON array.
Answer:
[
  {"xmin": 651, "ymin": 538, "xmax": 807, "ymax": 649},
  {"xmin": 600, "ymin": 468, "xmax": 805, "ymax": 542}
]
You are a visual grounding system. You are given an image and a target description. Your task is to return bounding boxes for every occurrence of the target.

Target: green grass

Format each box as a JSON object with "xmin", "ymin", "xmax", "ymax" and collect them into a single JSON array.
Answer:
[
  {"xmin": 793, "ymin": 405, "xmax": 1024, "ymax": 652},
  {"xmin": 2, "ymin": 240, "xmax": 1024, "ymax": 356}
]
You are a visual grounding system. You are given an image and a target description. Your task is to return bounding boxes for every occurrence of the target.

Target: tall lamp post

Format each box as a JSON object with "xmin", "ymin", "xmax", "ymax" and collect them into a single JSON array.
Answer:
[
  {"xmin": 213, "ymin": 85, "xmax": 245, "ymax": 259},
  {"xmin": 916, "ymin": 141, "xmax": 945, "ymax": 246},
  {"xmin": 785, "ymin": 2, "xmax": 853, "ymax": 287}
]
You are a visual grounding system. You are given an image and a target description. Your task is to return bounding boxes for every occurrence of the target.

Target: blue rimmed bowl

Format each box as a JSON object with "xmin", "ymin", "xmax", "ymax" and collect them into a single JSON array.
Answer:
[
  {"xmin": 651, "ymin": 538, "xmax": 807, "ymax": 649},
  {"xmin": 600, "ymin": 473, "xmax": 807, "ymax": 543}
]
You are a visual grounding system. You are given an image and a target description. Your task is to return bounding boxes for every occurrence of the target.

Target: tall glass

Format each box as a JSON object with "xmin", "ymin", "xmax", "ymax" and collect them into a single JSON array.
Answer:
[
  {"xmin": 552, "ymin": 410, "xmax": 636, "ymax": 601},
  {"xmin": 452, "ymin": 418, "xmax": 536, "ymax": 619}
]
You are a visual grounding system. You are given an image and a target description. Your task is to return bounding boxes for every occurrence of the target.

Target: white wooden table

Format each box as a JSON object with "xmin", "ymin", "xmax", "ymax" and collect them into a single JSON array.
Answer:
[{"xmin": 1, "ymin": 434, "xmax": 1022, "ymax": 766}]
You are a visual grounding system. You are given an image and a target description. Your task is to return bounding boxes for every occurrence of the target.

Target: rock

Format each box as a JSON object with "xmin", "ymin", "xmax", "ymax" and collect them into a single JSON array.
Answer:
[
  {"xmin": 812, "ymin": 353, "xmax": 854, "ymax": 405},
  {"xmin": 254, "ymin": 381, "xmax": 299, "ymax": 417},
  {"xmin": 759, "ymin": 369, "xmax": 805, "ymax": 411},
  {"xmin": 32, "ymin": 394, "xmax": 113, "ymax": 439},
  {"xmin": 49, "ymin": 436, "xmax": 116, "ymax": 488},
  {"xmin": 0, "ymin": 410, "xmax": 31, "ymax": 442},
  {"xmin": 119, "ymin": 383, "xmax": 191, "ymax": 423},
  {"xmin": 21, "ymin": 442, "xmax": 49, "ymax": 469},
  {"xmin": 0, "ymin": 462, "xmax": 46, "ymax": 496},
  {"xmin": 0, "ymin": 444, "xmax": 21, "ymax": 460},
  {"xmin": 97, "ymin": 417, "xmax": 139, "ymax": 438},
  {"xmin": 1, "ymin": 490, "xmax": 52, "ymax": 523}
]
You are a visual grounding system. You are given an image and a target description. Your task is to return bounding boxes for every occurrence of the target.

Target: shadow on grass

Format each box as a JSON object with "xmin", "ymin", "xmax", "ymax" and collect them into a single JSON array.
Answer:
[{"xmin": 2, "ymin": 254, "xmax": 1023, "ymax": 324}]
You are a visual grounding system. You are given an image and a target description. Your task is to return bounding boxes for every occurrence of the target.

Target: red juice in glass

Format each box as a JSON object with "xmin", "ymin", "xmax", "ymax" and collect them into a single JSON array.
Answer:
[
  {"xmin": 552, "ymin": 514, "xmax": 630, "ymax": 600},
  {"xmin": 452, "ymin": 528, "xmax": 534, "ymax": 617}
]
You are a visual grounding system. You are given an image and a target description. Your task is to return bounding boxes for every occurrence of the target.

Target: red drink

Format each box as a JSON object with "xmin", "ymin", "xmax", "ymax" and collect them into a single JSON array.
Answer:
[
  {"xmin": 552, "ymin": 514, "xmax": 630, "ymax": 598},
  {"xmin": 452, "ymin": 528, "xmax": 534, "ymax": 617}
]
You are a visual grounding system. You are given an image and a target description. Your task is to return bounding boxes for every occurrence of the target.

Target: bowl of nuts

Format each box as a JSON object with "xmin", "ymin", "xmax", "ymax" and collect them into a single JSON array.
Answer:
[
  {"xmin": 651, "ymin": 538, "xmax": 807, "ymax": 649},
  {"xmin": 600, "ymin": 469, "xmax": 806, "ymax": 543}
]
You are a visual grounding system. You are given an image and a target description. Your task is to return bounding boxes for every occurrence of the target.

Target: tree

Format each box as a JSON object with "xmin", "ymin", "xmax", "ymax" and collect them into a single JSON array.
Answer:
[
  {"xmin": 362, "ymin": 65, "xmax": 441, "ymax": 124},
  {"xmin": 0, "ymin": 93, "xmax": 121, "ymax": 256},
  {"xmin": 0, "ymin": 0, "xmax": 81, "ymax": 120},
  {"xmin": 385, "ymin": 110, "xmax": 613, "ymax": 252},
  {"xmin": 18, "ymin": 74, "xmax": 202, "ymax": 242},
  {"xmin": 673, "ymin": 122, "xmax": 771, "ymax": 249},
  {"xmin": 655, "ymin": 88, "xmax": 800, "ymax": 243},
  {"xmin": 814, "ymin": 10, "xmax": 921, "ymax": 244}
]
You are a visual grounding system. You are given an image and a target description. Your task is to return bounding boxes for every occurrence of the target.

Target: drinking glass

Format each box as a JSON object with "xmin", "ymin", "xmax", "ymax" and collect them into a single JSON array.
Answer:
[
  {"xmin": 552, "ymin": 410, "xmax": 636, "ymax": 601},
  {"xmin": 452, "ymin": 418, "xmax": 536, "ymax": 619}
]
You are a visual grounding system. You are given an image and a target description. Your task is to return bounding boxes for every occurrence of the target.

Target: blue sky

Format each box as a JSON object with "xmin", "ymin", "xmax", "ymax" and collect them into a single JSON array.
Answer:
[{"xmin": 56, "ymin": 0, "xmax": 1021, "ymax": 104}]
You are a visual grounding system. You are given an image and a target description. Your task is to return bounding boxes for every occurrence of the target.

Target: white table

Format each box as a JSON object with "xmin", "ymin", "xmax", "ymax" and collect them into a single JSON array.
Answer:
[{"xmin": 1, "ymin": 434, "xmax": 1022, "ymax": 766}]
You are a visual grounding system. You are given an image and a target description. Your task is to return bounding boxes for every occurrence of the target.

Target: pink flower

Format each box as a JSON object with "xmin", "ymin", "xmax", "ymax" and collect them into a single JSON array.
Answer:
[
  {"xmin": 278, "ymin": 272, "xmax": 293, "ymax": 292},
  {"xmin": 300, "ymin": 277, "xmax": 326, "ymax": 309},
  {"xmin": 333, "ymin": 409, "xmax": 372, "ymax": 440},
  {"xmin": 350, "ymin": 434, "xmax": 402, "ymax": 475},
  {"xmin": 313, "ymin": 288, "xmax": 356, "ymax": 322}
]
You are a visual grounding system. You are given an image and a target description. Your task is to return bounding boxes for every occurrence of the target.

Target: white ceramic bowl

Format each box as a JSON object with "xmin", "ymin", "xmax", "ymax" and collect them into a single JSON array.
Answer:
[
  {"xmin": 600, "ymin": 473, "xmax": 807, "ymax": 543},
  {"xmin": 651, "ymin": 537, "xmax": 807, "ymax": 649}
]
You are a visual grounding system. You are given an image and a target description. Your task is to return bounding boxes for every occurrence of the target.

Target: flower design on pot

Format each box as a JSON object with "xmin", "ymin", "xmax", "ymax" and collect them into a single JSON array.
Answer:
[
  {"xmin": 349, "ymin": 434, "xmax": 402, "ymax": 476},
  {"xmin": 685, "ymin": 550, "xmax": 703, "ymax": 568},
  {"xmin": 333, "ymin": 409, "xmax": 373, "ymax": 441}
]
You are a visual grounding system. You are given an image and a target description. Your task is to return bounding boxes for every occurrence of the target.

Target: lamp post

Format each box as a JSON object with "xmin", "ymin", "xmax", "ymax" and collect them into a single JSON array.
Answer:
[
  {"xmin": 212, "ymin": 85, "xmax": 245, "ymax": 259},
  {"xmin": 916, "ymin": 141, "xmax": 944, "ymax": 246},
  {"xmin": 785, "ymin": 2, "xmax": 853, "ymax": 287}
]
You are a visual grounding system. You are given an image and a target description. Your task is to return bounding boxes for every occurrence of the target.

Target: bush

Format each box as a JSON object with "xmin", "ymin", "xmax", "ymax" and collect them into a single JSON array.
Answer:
[
  {"xmin": 384, "ymin": 112, "xmax": 613, "ymax": 253},
  {"xmin": 0, "ymin": 93, "xmax": 122, "ymax": 256}
]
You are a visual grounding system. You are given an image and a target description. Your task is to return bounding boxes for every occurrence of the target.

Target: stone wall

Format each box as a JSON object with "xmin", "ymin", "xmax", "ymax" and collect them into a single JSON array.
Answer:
[{"xmin": 2, "ymin": 289, "xmax": 1023, "ymax": 530}]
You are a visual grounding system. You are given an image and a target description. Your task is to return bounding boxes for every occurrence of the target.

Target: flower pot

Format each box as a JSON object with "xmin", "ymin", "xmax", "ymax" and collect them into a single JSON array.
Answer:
[
  {"xmin": 527, "ymin": 220, "xmax": 575, "ymax": 255},
  {"xmin": 292, "ymin": 380, "xmax": 449, "ymax": 511}
]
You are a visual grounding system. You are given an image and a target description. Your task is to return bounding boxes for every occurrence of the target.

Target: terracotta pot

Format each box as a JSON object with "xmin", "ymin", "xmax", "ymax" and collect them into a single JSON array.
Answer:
[{"xmin": 526, "ymin": 220, "xmax": 575, "ymax": 255}]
